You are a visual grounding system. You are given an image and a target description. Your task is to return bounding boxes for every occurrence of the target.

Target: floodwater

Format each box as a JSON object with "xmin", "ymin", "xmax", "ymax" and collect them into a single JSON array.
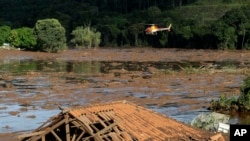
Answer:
[{"xmin": 0, "ymin": 59, "xmax": 246, "ymax": 133}]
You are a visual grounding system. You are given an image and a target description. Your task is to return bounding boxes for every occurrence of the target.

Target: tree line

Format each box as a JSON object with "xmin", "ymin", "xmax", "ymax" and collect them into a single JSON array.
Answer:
[
  {"xmin": 0, "ymin": 0, "xmax": 250, "ymax": 51},
  {"xmin": 0, "ymin": 19, "xmax": 101, "ymax": 52}
]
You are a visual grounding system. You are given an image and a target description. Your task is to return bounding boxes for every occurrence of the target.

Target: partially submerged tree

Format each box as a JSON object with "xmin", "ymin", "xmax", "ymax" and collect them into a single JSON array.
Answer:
[
  {"xmin": 71, "ymin": 25, "xmax": 101, "ymax": 48},
  {"xmin": 33, "ymin": 18, "xmax": 67, "ymax": 52}
]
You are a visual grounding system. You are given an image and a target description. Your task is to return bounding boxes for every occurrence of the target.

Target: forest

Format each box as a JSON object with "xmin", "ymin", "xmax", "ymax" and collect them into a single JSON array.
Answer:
[{"xmin": 0, "ymin": 0, "xmax": 250, "ymax": 50}]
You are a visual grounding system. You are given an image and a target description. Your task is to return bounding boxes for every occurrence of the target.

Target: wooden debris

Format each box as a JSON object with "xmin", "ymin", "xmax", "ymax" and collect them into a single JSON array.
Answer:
[
  {"xmin": 18, "ymin": 101, "xmax": 222, "ymax": 141},
  {"xmin": 209, "ymin": 133, "xmax": 225, "ymax": 141}
]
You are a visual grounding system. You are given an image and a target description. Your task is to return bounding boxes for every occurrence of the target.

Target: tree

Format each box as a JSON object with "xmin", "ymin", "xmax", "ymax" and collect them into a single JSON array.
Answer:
[
  {"xmin": 237, "ymin": 6, "xmax": 250, "ymax": 49},
  {"xmin": 0, "ymin": 25, "xmax": 11, "ymax": 45},
  {"xmin": 212, "ymin": 21, "xmax": 237, "ymax": 50},
  {"xmin": 7, "ymin": 30, "xmax": 19, "ymax": 47},
  {"xmin": 33, "ymin": 18, "xmax": 67, "ymax": 52},
  {"xmin": 71, "ymin": 25, "xmax": 101, "ymax": 48},
  {"xmin": 213, "ymin": 6, "xmax": 250, "ymax": 50},
  {"xmin": 7, "ymin": 27, "xmax": 36, "ymax": 50},
  {"xmin": 223, "ymin": 0, "xmax": 232, "ymax": 3},
  {"xmin": 128, "ymin": 23, "xmax": 145, "ymax": 47},
  {"xmin": 147, "ymin": 6, "xmax": 161, "ymax": 22}
]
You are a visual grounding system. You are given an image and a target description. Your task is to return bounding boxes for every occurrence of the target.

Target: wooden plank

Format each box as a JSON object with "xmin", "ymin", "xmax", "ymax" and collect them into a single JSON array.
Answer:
[
  {"xmin": 98, "ymin": 118, "xmax": 107, "ymax": 128},
  {"xmin": 51, "ymin": 130, "xmax": 62, "ymax": 141},
  {"xmin": 105, "ymin": 111, "xmax": 115, "ymax": 120},
  {"xmin": 79, "ymin": 115, "xmax": 92, "ymax": 124},
  {"xmin": 90, "ymin": 124, "xmax": 99, "ymax": 132},
  {"xmin": 71, "ymin": 120, "xmax": 86, "ymax": 131},
  {"xmin": 108, "ymin": 132, "xmax": 120, "ymax": 141},
  {"xmin": 65, "ymin": 114, "xmax": 71, "ymax": 141},
  {"xmin": 71, "ymin": 133, "xmax": 76, "ymax": 141},
  {"xmin": 120, "ymin": 132, "xmax": 133, "ymax": 140},
  {"xmin": 93, "ymin": 134, "xmax": 103, "ymax": 141},
  {"xmin": 76, "ymin": 115, "xmax": 94, "ymax": 133},
  {"xmin": 18, "ymin": 131, "xmax": 45, "ymax": 139},
  {"xmin": 98, "ymin": 112, "xmax": 110, "ymax": 121},
  {"xmin": 113, "ymin": 126, "xmax": 121, "ymax": 134},
  {"xmin": 103, "ymin": 136, "xmax": 111, "ymax": 141},
  {"xmin": 81, "ymin": 122, "xmax": 118, "ymax": 141},
  {"xmin": 41, "ymin": 136, "xmax": 45, "ymax": 141},
  {"xmin": 94, "ymin": 122, "xmax": 118, "ymax": 137},
  {"xmin": 75, "ymin": 131, "xmax": 85, "ymax": 141},
  {"xmin": 30, "ymin": 118, "xmax": 66, "ymax": 141},
  {"xmin": 86, "ymin": 113, "xmax": 99, "ymax": 123}
]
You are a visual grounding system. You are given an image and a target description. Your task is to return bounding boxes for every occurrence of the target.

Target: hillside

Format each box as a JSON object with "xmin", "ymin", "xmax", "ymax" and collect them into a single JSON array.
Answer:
[
  {"xmin": 0, "ymin": 0, "xmax": 250, "ymax": 49},
  {"xmin": 177, "ymin": 0, "xmax": 247, "ymax": 23}
]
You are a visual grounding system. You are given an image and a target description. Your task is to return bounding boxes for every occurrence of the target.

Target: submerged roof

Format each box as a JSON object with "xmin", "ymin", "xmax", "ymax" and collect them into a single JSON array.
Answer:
[{"xmin": 19, "ymin": 101, "xmax": 215, "ymax": 141}]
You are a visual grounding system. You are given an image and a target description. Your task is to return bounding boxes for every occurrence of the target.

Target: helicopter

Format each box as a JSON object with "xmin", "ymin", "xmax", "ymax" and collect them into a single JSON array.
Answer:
[{"xmin": 145, "ymin": 23, "xmax": 172, "ymax": 35}]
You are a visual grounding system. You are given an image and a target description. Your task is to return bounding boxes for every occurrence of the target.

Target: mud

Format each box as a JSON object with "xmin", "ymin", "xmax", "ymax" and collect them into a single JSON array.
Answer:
[{"xmin": 0, "ymin": 48, "xmax": 249, "ymax": 140}]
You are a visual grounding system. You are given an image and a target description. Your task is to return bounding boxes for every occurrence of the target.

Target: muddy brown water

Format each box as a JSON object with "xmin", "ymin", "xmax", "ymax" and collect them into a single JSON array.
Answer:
[
  {"xmin": 1, "ymin": 48, "xmax": 250, "ymax": 141},
  {"xmin": 0, "ymin": 58, "xmax": 247, "ymax": 134}
]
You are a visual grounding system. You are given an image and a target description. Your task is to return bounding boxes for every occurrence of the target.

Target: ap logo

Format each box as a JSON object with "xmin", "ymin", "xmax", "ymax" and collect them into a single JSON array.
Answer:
[{"xmin": 230, "ymin": 125, "xmax": 250, "ymax": 141}]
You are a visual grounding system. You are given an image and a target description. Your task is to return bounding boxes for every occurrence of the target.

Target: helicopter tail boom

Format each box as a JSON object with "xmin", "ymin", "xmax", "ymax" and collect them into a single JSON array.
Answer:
[{"xmin": 157, "ymin": 24, "xmax": 171, "ymax": 32}]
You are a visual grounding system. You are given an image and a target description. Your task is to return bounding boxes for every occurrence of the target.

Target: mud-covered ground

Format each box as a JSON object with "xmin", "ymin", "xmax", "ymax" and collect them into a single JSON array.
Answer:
[
  {"xmin": 1, "ymin": 48, "xmax": 249, "ymax": 140},
  {"xmin": 1, "ymin": 47, "xmax": 250, "ymax": 62}
]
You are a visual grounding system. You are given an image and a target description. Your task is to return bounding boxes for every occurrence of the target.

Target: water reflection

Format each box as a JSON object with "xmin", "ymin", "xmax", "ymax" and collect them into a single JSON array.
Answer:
[
  {"xmin": 0, "ymin": 60, "xmax": 102, "ymax": 74},
  {"xmin": 0, "ymin": 59, "xmax": 244, "ymax": 73}
]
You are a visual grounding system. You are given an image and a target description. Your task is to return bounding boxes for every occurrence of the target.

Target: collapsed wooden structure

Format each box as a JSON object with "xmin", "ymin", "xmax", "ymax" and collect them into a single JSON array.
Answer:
[{"xmin": 18, "ymin": 101, "xmax": 221, "ymax": 141}]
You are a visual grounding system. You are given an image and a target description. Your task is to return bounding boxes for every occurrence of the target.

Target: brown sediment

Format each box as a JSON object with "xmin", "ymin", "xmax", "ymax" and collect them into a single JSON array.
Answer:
[{"xmin": 0, "ymin": 47, "xmax": 247, "ymax": 140}]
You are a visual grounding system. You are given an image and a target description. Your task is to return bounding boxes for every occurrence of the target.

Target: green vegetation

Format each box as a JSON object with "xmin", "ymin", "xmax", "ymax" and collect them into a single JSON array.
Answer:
[
  {"xmin": 71, "ymin": 25, "xmax": 101, "ymax": 48},
  {"xmin": 191, "ymin": 112, "xmax": 229, "ymax": 131},
  {"xmin": 238, "ymin": 76, "xmax": 250, "ymax": 110},
  {"xmin": 0, "ymin": 0, "xmax": 250, "ymax": 50},
  {"xmin": 0, "ymin": 26, "xmax": 11, "ymax": 45},
  {"xmin": 7, "ymin": 27, "xmax": 36, "ymax": 50},
  {"xmin": 33, "ymin": 19, "xmax": 67, "ymax": 53},
  {"xmin": 210, "ymin": 76, "xmax": 250, "ymax": 113}
]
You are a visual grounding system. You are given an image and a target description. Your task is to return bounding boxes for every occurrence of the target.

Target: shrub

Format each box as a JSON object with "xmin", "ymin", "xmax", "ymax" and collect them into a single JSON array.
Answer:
[
  {"xmin": 210, "ymin": 94, "xmax": 237, "ymax": 111},
  {"xmin": 34, "ymin": 19, "xmax": 67, "ymax": 52},
  {"xmin": 71, "ymin": 25, "xmax": 101, "ymax": 48},
  {"xmin": 7, "ymin": 27, "xmax": 36, "ymax": 49},
  {"xmin": 238, "ymin": 76, "xmax": 250, "ymax": 110},
  {"xmin": 0, "ymin": 25, "xmax": 11, "ymax": 45},
  {"xmin": 210, "ymin": 76, "xmax": 250, "ymax": 112}
]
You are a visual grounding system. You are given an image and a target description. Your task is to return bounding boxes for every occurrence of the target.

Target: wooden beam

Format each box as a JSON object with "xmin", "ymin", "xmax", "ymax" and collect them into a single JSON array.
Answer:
[
  {"xmin": 65, "ymin": 114, "xmax": 71, "ymax": 141},
  {"xmin": 77, "ymin": 115, "xmax": 94, "ymax": 133},
  {"xmin": 90, "ymin": 124, "xmax": 99, "ymax": 132},
  {"xmin": 18, "ymin": 131, "xmax": 45, "ymax": 139},
  {"xmin": 42, "ymin": 136, "xmax": 45, "ymax": 141},
  {"xmin": 74, "ymin": 116, "xmax": 95, "ymax": 136},
  {"xmin": 30, "ymin": 118, "xmax": 66, "ymax": 141},
  {"xmin": 71, "ymin": 133, "xmax": 76, "ymax": 141},
  {"xmin": 51, "ymin": 130, "xmax": 62, "ymax": 141},
  {"xmin": 93, "ymin": 134, "xmax": 103, "ymax": 141},
  {"xmin": 95, "ymin": 122, "xmax": 118, "ymax": 136},
  {"xmin": 75, "ymin": 131, "xmax": 85, "ymax": 141},
  {"xmin": 71, "ymin": 120, "xmax": 86, "ymax": 132},
  {"xmin": 82, "ymin": 122, "xmax": 118, "ymax": 141}
]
